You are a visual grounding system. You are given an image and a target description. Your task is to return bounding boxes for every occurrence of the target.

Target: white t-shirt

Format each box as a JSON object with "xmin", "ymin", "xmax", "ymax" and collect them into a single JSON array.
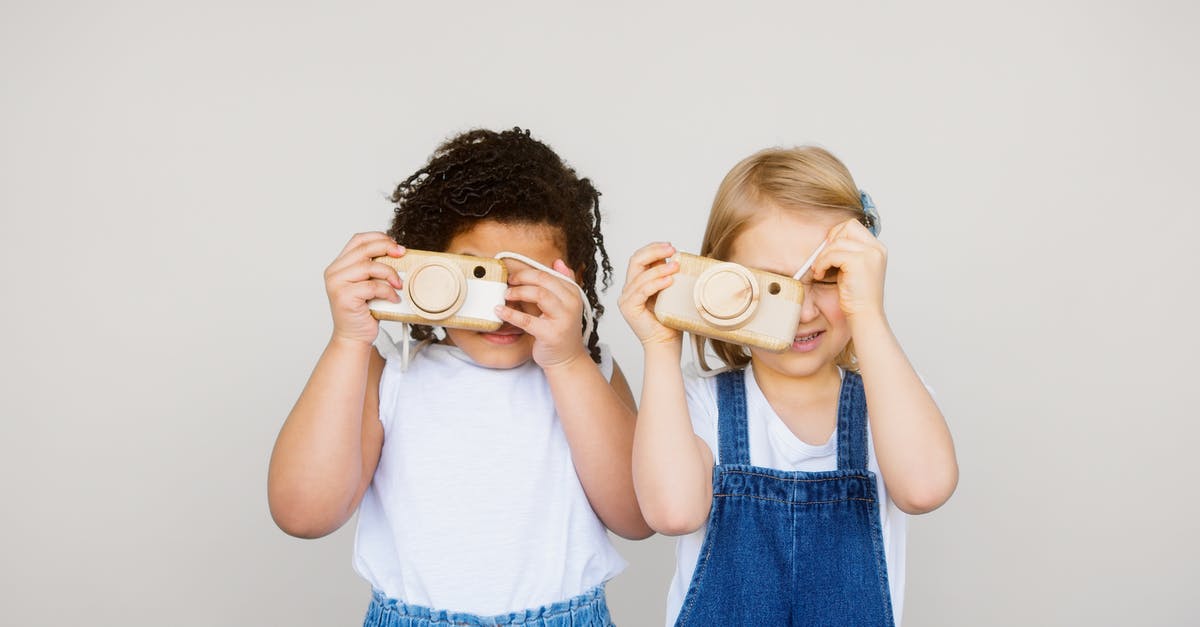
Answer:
[
  {"xmin": 353, "ymin": 341, "xmax": 627, "ymax": 616},
  {"xmin": 664, "ymin": 364, "xmax": 907, "ymax": 627}
]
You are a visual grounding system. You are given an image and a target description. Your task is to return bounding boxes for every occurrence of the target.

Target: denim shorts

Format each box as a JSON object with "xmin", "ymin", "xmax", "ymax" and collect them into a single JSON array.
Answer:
[{"xmin": 363, "ymin": 585, "xmax": 614, "ymax": 627}]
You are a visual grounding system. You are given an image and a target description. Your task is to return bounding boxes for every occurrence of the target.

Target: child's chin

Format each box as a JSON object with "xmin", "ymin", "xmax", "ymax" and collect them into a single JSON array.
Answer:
[{"xmin": 752, "ymin": 349, "xmax": 832, "ymax": 378}]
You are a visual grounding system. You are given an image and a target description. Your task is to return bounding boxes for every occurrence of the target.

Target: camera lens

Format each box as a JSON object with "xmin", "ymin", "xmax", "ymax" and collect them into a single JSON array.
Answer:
[
  {"xmin": 701, "ymin": 271, "xmax": 753, "ymax": 319},
  {"xmin": 408, "ymin": 261, "xmax": 466, "ymax": 319},
  {"xmin": 693, "ymin": 262, "xmax": 760, "ymax": 330}
]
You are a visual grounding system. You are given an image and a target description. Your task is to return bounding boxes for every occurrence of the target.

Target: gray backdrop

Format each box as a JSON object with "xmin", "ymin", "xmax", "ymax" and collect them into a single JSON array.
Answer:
[{"xmin": 3, "ymin": 1, "xmax": 1198, "ymax": 625}]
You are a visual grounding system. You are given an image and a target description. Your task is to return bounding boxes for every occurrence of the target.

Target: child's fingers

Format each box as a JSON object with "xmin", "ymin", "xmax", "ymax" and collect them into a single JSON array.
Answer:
[
  {"xmin": 329, "ymin": 238, "xmax": 405, "ymax": 276},
  {"xmin": 552, "ymin": 259, "xmax": 576, "ymax": 282},
  {"xmin": 371, "ymin": 279, "xmax": 401, "ymax": 303},
  {"xmin": 337, "ymin": 231, "xmax": 395, "ymax": 258},
  {"xmin": 823, "ymin": 234, "xmax": 885, "ymax": 262},
  {"xmin": 336, "ymin": 231, "xmax": 386, "ymax": 257},
  {"xmin": 620, "ymin": 256, "xmax": 679, "ymax": 295},
  {"xmin": 362, "ymin": 260, "xmax": 405, "ymax": 289},
  {"xmin": 331, "ymin": 259, "xmax": 404, "ymax": 289},
  {"xmin": 506, "ymin": 264, "xmax": 559, "ymax": 288},
  {"xmin": 825, "ymin": 219, "xmax": 875, "ymax": 245},
  {"xmin": 822, "ymin": 220, "xmax": 850, "ymax": 244},
  {"xmin": 811, "ymin": 243, "xmax": 878, "ymax": 280},
  {"xmin": 346, "ymin": 240, "xmax": 405, "ymax": 266},
  {"xmin": 507, "ymin": 265, "xmax": 579, "ymax": 308},
  {"xmin": 624, "ymin": 242, "xmax": 676, "ymax": 284},
  {"xmin": 626, "ymin": 274, "xmax": 675, "ymax": 312},
  {"xmin": 494, "ymin": 304, "xmax": 547, "ymax": 337},
  {"xmin": 339, "ymin": 279, "xmax": 398, "ymax": 308},
  {"xmin": 818, "ymin": 226, "xmax": 886, "ymax": 273},
  {"xmin": 617, "ymin": 253, "xmax": 681, "ymax": 344},
  {"xmin": 812, "ymin": 248, "xmax": 855, "ymax": 280},
  {"xmin": 619, "ymin": 260, "xmax": 677, "ymax": 310},
  {"xmin": 505, "ymin": 284, "xmax": 568, "ymax": 318}
]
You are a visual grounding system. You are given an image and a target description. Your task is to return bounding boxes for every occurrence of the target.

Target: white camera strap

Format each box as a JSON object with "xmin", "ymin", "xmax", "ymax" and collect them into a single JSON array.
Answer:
[
  {"xmin": 792, "ymin": 240, "xmax": 827, "ymax": 281},
  {"xmin": 374, "ymin": 322, "xmax": 433, "ymax": 372}
]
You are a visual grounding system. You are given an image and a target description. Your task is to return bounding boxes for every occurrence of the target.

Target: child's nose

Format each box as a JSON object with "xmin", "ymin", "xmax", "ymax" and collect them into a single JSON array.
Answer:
[{"xmin": 799, "ymin": 290, "xmax": 821, "ymax": 323}]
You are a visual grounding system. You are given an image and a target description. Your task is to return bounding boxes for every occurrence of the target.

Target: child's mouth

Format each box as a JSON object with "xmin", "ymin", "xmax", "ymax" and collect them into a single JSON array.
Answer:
[
  {"xmin": 481, "ymin": 325, "xmax": 525, "ymax": 345},
  {"xmin": 792, "ymin": 330, "xmax": 824, "ymax": 352}
]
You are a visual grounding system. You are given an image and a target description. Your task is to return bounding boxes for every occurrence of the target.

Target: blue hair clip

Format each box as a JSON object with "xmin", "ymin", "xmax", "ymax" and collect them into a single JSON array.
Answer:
[{"xmin": 859, "ymin": 190, "xmax": 881, "ymax": 237}]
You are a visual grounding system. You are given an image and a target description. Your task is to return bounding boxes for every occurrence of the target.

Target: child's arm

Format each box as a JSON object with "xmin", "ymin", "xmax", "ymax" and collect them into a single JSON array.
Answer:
[
  {"xmin": 617, "ymin": 243, "xmax": 715, "ymax": 536},
  {"xmin": 813, "ymin": 220, "xmax": 959, "ymax": 514},
  {"xmin": 497, "ymin": 259, "xmax": 653, "ymax": 540},
  {"xmin": 267, "ymin": 233, "xmax": 405, "ymax": 538},
  {"xmin": 544, "ymin": 354, "xmax": 653, "ymax": 540}
]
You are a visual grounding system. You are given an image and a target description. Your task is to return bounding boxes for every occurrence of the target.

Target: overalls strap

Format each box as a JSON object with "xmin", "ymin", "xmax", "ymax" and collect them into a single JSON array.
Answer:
[
  {"xmin": 715, "ymin": 370, "xmax": 750, "ymax": 466},
  {"xmin": 836, "ymin": 370, "xmax": 870, "ymax": 471}
]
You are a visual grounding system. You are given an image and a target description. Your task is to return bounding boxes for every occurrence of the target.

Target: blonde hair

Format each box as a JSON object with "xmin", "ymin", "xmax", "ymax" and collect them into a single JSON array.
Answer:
[{"xmin": 694, "ymin": 146, "xmax": 869, "ymax": 372}]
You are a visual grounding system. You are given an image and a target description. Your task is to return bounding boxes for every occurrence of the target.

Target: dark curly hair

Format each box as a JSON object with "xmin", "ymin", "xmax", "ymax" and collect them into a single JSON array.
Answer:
[{"xmin": 387, "ymin": 127, "xmax": 613, "ymax": 363}]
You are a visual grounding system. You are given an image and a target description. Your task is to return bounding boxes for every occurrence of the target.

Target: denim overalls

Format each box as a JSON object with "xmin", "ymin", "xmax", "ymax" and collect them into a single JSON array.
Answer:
[
  {"xmin": 674, "ymin": 370, "xmax": 895, "ymax": 626},
  {"xmin": 364, "ymin": 585, "xmax": 613, "ymax": 627}
]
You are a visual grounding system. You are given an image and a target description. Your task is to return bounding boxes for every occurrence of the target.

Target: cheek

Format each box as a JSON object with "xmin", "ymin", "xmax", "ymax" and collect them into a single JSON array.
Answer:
[
  {"xmin": 443, "ymin": 327, "xmax": 470, "ymax": 345},
  {"xmin": 812, "ymin": 289, "xmax": 845, "ymax": 324}
]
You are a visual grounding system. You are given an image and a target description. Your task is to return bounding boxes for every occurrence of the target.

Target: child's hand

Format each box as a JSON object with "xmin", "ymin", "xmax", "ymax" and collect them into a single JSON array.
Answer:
[
  {"xmin": 618, "ymin": 242, "xmax": 681, "ymax": 347},
  {"xmin": 811, "ymin": 219, "xmax": 887, "ymax": 326},
  {"xmin": 497, "ymin": 258, "xmax": 588, "ymax": 369},
  {"xmin": 324, "ymin": 232, "xmax": 405, "ymax": 346}
]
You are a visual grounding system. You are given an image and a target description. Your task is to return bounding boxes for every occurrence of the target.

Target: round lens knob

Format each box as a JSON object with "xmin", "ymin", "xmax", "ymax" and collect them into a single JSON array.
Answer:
[
  {"xmin": 407, "ymin": 261, "xmax": 465, "ymax": 320},
  {"xmin": 694, "ymin": 263, "xmax": 759, "ymax": 329}
]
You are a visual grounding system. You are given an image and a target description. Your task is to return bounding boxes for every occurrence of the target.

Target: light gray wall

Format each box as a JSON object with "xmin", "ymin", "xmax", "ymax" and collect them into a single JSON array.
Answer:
[{"xmin": 2, "ymin": 1, "xmax": 1197, "ymax": 625}]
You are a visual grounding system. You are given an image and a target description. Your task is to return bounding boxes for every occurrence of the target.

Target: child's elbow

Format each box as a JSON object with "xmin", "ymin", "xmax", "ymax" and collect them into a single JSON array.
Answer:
[
  {"xmin": 612, "ymin": 520, "xmax": 656, "ymax": 541},
  {"xmin": 270, "ymin": 503, "xmax": 339, "ymax": 539},
  {"xmin": 267, "ymin": 506, "xmax": 333, "ymax": 535},
  {"xmin": 894, "ymin": 493, "xmax": 947, "ymax": 515},
  {"xmin": 268, "ymin": 487, "xmax": 350, "ymax": 539},
  {"xmin": 634, "ymin": 478, "xmax": 712, "ymax": 535},
  {"xmin": 893, "ymin": 468, "xmax": 959, "ymax": 515},
  {"xmin": 643, "ymin": 505, "xmax": 708, "ymax": 536}
]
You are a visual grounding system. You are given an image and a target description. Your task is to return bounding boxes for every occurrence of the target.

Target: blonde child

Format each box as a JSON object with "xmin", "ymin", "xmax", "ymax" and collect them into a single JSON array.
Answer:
[
  {"xmin": 269, "ymin": 128, "xmax": 651, "ymax": 626},
  {"xmin": 619, "ymin": 146, "xmax": 957, "ymax": 626}
]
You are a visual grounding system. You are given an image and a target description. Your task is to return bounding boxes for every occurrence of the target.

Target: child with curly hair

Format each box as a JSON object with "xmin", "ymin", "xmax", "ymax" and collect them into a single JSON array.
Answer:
[{"xmin": 269, "ymin": 127, "xmax": 650, "ymax": 626}]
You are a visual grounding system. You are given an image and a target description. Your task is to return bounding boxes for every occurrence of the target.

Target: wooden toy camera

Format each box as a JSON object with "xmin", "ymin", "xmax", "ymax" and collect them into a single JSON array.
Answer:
[
  {"xmin": 368, "ymin": 250, "xmax": 509, "ymax": 332},
  {"xmin": 653, "ymin": 252, "xmax": 806, "ymax": 352}
]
